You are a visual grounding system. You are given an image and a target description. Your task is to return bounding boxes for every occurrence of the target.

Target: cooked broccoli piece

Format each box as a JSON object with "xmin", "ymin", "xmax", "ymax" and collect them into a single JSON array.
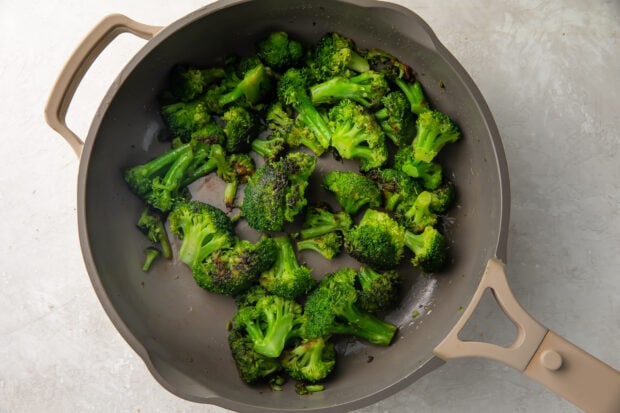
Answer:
[
  {"xmin": 344, "ymin": 209, "xmax": 405, "ymax": 270},
  {"xmin": 242, "ymin": 152, "xmax": 316, "ymax": 231},
  {"xmin": 309, "ymin": 71, "xmax": 389, "ymax": 108},
  {"xmin": 266, "ymin": 101, "xmax": 295, "ymax": 134},
  {"xmin": 296, "ymin": 232, "xmax": 343, "ymax": 260},
  {"xmin": 364, "ymin": 48, "xmax": 413, "ymax": 82},
  {"xmin": 145, "ymin": 146, "xmax": 195, "ymax": 212},
  {"xmin": 137, "ymin": 208, "xmax": 172, "ymax": 259},
  {"xmin": 166, "ymin": 64, "xmax": 226, "ymax": 102},
  {"xmin": 188, "ymin": 121, "xmax": 226, "ymax": 145},
  {"xmin": 281, "ymin": 337, "xmax": 336, "ymax": 383},
  {"xmin": 193, "ymin": 237, "xmax": 277, "ymax": 296},
  {"xmin": 374, "ymin": 90, "xmax": 417, "ymax": 147},
  {"xmin": 222, "ymin": 106, "xmax": 261, "ymax": 153},
  {"xmin": 397, "ymin": 191, "xmax": 438, "ymax": 234},
  {"xmin": 298, "ymin": 204, "xmax": 353, "ymax": 240},
  {"xmin": 228, "ymin": 328, "xmax": 282, "ymax": 384},
  {"xmin": 310, "ymin": 32, "xmax": 370, "ymax": 81},
  {"xmin": 303, "ymin": 268, "xmax": 397, "ymax": 346},
  {"xmin": 366, "ymin": 168, "xmax": 422, "ymax": 212},
  {"xmin": 235, "ymin": 285, "xmax": 270, "ymax": 308},
  {"xmin": 277, "ymin": 68, "xmax": 332, "ymax": 150},
  {"xmin": 250, "ymin": 135, "xmax": 286, "ymax": 161},
  {"xmin": 258, "ymin": 236, "xmax": 315, "ymax": 300},
  {"xmin": 404, "ymin": 226, "xmax": 448, "ymax": 273},
  {"xmin": 160, "ymin": 100, "xmax": 212, "ymax": 142},
  {"xmin": 322, "ymin": 170, "xmax": 382, "ymax": 215},
  {"xmin": 357, "ymin": 266, "xmax": 400, "ymax": 314},
  {"xmin": 232, "ymin": 294, "xmax": 305, "ymax": 358},
  {"xmin": 393, "ymin": 79, "xmax": 430, "ymax": 115},
  {"xmin": 257, "ymin": 31, "xmax": 304, "ymax": 71},
  {"xmin": 412, "ymin": 110, "xmax": 461, "ymax": 163},
  {"xmin": 328, "ymin": 99, "xmax": 388, "ymax": 172},
  {"xmin": 167, "ymin": 200, "xmax": 235, "ymax": 268},
  {"xmin": 395, "ymin": 146, "xmax": 443, "ymax": 190},
  {"xmin": 345, "ymin": 208, "xmax": 447, "ymax": 272},
  {"xmin": 429, "ymin": 181, "xmax": 456, "ymax": 213},
  {"xmin": 295, "ymin": 382, "xmax": 325, "ymax": 395},
  {"xmin": 142, "ymin": 247, "xmax": 161, "ymax": 272}
]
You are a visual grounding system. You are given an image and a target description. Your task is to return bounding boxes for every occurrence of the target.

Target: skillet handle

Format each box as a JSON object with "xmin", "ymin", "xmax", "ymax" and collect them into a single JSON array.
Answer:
[
  {"xmin": 434, "ymin": 258, "xmax": 620, "ymax": 413},
  {"xmin": 44, "ymin": 14, "xmax": 161, "ymax": 157}
]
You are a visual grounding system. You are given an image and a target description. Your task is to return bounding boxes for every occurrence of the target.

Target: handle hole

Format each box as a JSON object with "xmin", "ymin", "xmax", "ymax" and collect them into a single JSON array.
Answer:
[{"xmin": 457, "ymin": 287, "xmax": 518, "ymax": 348}]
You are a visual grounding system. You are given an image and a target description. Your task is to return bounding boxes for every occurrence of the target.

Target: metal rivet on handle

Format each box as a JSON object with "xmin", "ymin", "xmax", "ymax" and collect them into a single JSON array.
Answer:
[{"xmin": 541, "ymin": 350, "xmax": 563, "ymax": 371}]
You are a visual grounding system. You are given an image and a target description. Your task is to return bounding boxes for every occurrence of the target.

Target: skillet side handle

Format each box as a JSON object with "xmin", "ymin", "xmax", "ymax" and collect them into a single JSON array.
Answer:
[
  {"xmin": 44, "ymin": 14, "xmax": 162, "ymax": 157},
  {"xmin": 434, "ymin": 258, "xmax": 620, "ymax": 413}
]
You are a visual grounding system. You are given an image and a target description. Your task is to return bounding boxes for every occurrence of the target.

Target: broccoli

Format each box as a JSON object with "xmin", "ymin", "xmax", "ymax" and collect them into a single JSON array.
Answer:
[
  {"xmin": 222, "ymin": 106, "xmax": 261, "ymax": 153},
  {"xmin": 364, "ymin": 48, "xmax": 413, "ymax": 82},
  {"xmin": 142, "ymin": 247, "xmax": 161, "ymax": 272},
  {"xmin": 145, "ymin": 146, "xmax": 195, "ymax": 212},
  {"xmin": 309, "ymin": 71, "xmax": 390, "ymax": 108},
  {"xmin": 374, "ymin": 90, "xmax": 417, "ymax": 147},
  {"xmin": 295, "ymin": 382, "xmax": 325, "ymax": 395},
  {"xmin": 234, "ymin": 285, "xmax": 270, "ymax": 308},
  {"xmin": 328, "ymin": 99, "xmax": 388, "ymax": 172},
  {"xmin": 165, "ymin": 64, "xmax": 226, "ymax": 102},
  {"xmin": 277, "ymin": 68, "xmax": 332, "ymax": 150},
  {"xmin": 397, "ymin": 190, "xmax": 438, "ymax": 234},
  {"xmin": 256, "ymin": 31, "xmax": 304, "ymax": 71},
  {"xmin": 429, "ymin": 181, "xmax": 456, "ymax": 213},
  {"xmin": 250, "ymin": 134, "xmax": 286, "ymax": 161},
  {"xmin": 394, "ymin": 146, "xmax": 443, "ymax": 190},
  {"xmin": 167, "ymin": 200, "xmax": 235, "ymax": 268},
  {"xmin": 393, "ymin": 79, "xmax": 430, "ymax": 115},
  {"xmin": 322, "ymin": 170, "xmax": 382, "ymax": 215},
  {"xmin": 298, "ymin": 204, "xmax": 353, "ymax": 240},
  {"xmin": 366, "ymin": 168, "xmax": 422, "ymax": 212},
  {"xmin": 357, "ymin": 266, "xmax": 400, "ymax": 314},
  {"xmin": 280, "ymin": 337, "xmax": 336, "ymax": 383},
  {"xmin": 228, "ymin": 328, "xmax": 282, "ymax": 384},
  {"xmin": 310, "ymin": 32, "xmax": 370, "ymax": 81},
  {"xmin": 345, "ymin": 208, "xmax": 447, "ymax": 272},
  {"xmin": 137, "ymin": 208, "xmax": 172, "ymax": 260},
  {"xmin": 218, "ymin": 56, "xmax": 273, "ymax": 108},
  {"xmin": 232, "ymin": 294, "xmax": 305, "ymax": 358},
  {"xmin": 296, "ymin": 232, "xmax": 343, "ymax": 260},
  {"xmin": 259, "ymin": 236, "xmax": 316, "ymax": 300},
  {"xmin": 188, "ymin": 121, "xmax": 226, "ymax": 146},
  {"xmin": 303, "ymin": 268, "xmax": 398, "ymax": 346},
  {"xmin": 412, "ymin": 110, "xmax": 461, "ymax": 163},
  {"xmin": 160, "ymin": 100, "xmax": 212, "ymax": 142},
  {"xmin": 193, "ymin": 237, "xmax": 278, "ymax": 296},
  {"xmin": 242, "ymin": 152, "xmax": 316, "ymax": 231}
]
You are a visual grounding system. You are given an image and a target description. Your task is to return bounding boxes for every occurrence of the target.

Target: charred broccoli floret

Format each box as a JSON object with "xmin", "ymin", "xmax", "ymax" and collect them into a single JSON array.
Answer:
[
  {"xmin": 405, "ymin": 226, "xmax": 447, "ymax": 273},
  {"xmin": 250, "ymin": 135, "xmax": 286, "ymax": 161},
  {"xmin": 265, "ymin": 101, "xmax": 327, "ymax": 156},
  {"xmin": 374, "ymin": 90, "xmax": 417, "ymax": 147},
  {"xmin": 356, "ymin": 266, "xmax": 401, "ymax": 314},
  {"xmin": 137, "ymin": 208, "xmax": 172, "ymax": 260},
  {"xmin": 222, "ymin": 106, "xmax": 261, "ymax": 153},
  {"xmin": 322, "ymin": 170, "xmax": 382, "ymax": 215},
  {"xmin": 228, "ymin": 328, "xmax": 282, "ymax": 384},
  {"xmin": 366, "ymin": 168, "xmax": 422, "ymax": 212}
]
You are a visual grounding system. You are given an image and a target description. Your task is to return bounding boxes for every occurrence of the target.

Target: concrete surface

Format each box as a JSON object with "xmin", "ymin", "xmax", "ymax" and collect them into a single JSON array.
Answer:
[{"xmin": 1, "ymin": 0, "xmax": 618, "ymax": 412}]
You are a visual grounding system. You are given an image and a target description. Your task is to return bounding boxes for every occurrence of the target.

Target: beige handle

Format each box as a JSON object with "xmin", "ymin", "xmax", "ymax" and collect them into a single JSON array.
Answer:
[
  {"xmin": 44, "ymin": 14, "xmax": 161, "ymax": 157},
  {"xmin": 434, "ymin": 258, "xmax": 620, "ymax": 413}
]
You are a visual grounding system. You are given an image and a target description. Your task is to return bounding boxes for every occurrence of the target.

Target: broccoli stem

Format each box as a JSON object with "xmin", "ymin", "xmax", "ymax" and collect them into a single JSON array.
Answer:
[
  {"xmin": 182, "ymin": 157, "xmax": 218, "ymax": 186},
  {"xmin": 403, "ymin": 230, "xmax": 424, "ymax": 255},
  {"xmin": 332, "ymin": 303, "xmax": 397, "ymax": 346},
  {"xmin": 347, "ymin": 50, "xmax": 370, "ymax": 73},
  {"xmin": 299, "ymin": 224, "xmax": 337, "ymax": 240},
  {"xmin": 142, "ymin": 247, "xmax": 161, "ymax": 272},
  {"xmin": 124, "ymin": 144, "xmax": 192, "ymax": 195},
  {"xmin": 310, "ymin": 78, "xmax": 371, "ymax": 107},
  {"xmin": 223, "ymin": 180, "xmax": 239, "ymax": 208},
  {"xmin": 394, "ymin": 79, "xmax": 429, "ymax": 115},
  {"xmin": 250, "ymin": 137, "xmax": 283, "ymax": 160},
  {"xmin": 296, "ymin": 100, "xmax": 331, "ymax": 149},
  {"xmin": 178, "ymin": 229, "xmax": 229, "ymax": 267},
  {"xmin": 357, "ymin": 266, "xmax": 380, "ymax": 291},
  {"xmin": 404, "ymin": 191, "xmax": 432, "ymax": 221}
]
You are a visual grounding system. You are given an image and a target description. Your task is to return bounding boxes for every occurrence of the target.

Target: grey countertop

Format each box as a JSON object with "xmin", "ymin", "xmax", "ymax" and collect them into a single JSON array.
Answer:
[{"xmin": 1, "ymin": 0, "xmax": 618, "ymax": 412}]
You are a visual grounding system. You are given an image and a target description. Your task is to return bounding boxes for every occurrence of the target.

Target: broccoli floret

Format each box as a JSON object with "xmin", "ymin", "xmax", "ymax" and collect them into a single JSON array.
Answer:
[
  {"xmin": 395, "ymin": 146, "xmax": 443, "ymax": 190},
  {"xmin": 137, "ymin": 208, "xmax": 172, "ymax": 259},
  {"xmin": 188, "ymin": 121, "xmax": 226, "ymax": 145},
  {"xmin": 160, "ymin": 100, "xmax": 212, "ymax": 142},
  {"xmin": 257, "ymin": 31, "xmax": 304, "ymax": 71},
  {"xmin": 166, "ymin": 64, "xmax": 226, "ymax": 102},
  {"xmin": 374, "ymin": 90, "xmax": 417, "ymax": 147},
  {"xmin": 366, "ymin": 168, "xmax": 422, "ymax": 212},
  {"xmin": 429, "ymin": 181, "xmax": 456, "ymax": 213},
  {"xmin": 193, "ymin": 237, "xmax": 278, "ymax": 296},
  {"xmin": 295, "ymin": 382, "xmax": 325, "ymax": 395},
  {"xmin": 242, "ymin": 152, "xmax": 316, "ymax": 231},
  {"xmin": 228, "ymin": 328, "xmax": 282, "ymax": 384},
  {"xmin": 393, "ymin": 79, "xmax": 430, "ymax": 115},
  {"xmin": 235, "ymin": 285, "xmax": 270, "ymax": 308},
  {"xmin": 397, "ymin": 191, "xmax": 438, "ymax": 234},
  {"xmin": 328, "ymin": 99, "xmax": 388, "ymax": 172},
  {"xmin": 364, "ymin": 48, "xmax": 413, "ymax": 82},
  {"xmin": 259, "ymin": 236, "xmax": 316, "ymax": 300},
  {"xmin": 142, "ymin": 247, "xmax": 161, "ymax": 272},
  {"xmin": 266, "ymin": 101, "xmax": 295, "ymax": 134},
  {"xmin": 303, "ymin": 268, "xmax": 397, "ymax": 346},
  {"xmin": 167, "ymin": 200, "xmax": 235, "ymax": 268},
  {"xmin": 145, "ymin": 147, "xmax": 195, "ymax": 212},
  {"xmin": 281, "ymin": 337, "xmax": 336, "ymax": 383},
  {"xmin": 222, "ymin": 106, "xmax": 261, "ymax": 153},
  {"xmin": 309, "ymin": 71, "xmax": 389, "ymax": 108},
  {"xmin": 298, "ymin": 204, "xmax": 353, "ymax": 240},
  {"xmin": 296, "ymin": 232, "xmax": 343, "ymax": 260},
  {"xmin": 277, "ymin": 68, "xmax": 332, "ymax": 150},
  {"xmin": 322, "ymin": 170, "xmax": 382, "ymax": 215},
  {"xmin": 265, "ymin": 102, "xmax": 326, "ymax": 155},
  {"xmin": 232, "ymin": 294, "xmax": 304, "ymax": 358},
  {"xmin": 124, "ymin": 144, "xmax": 192, "ymax": 198},
  {"xmin": 404, "ymin": 226, "xmax": 447, "ymax": 273},
  {"xmin": 310, "ymin": 32, "xmax": 370, "ymax": 81},
  {"xmin": 218, "ymin": 57, "xmax": 273, "ymax": 108},
  {"xmin": 344, "ymin": 209, "xmax": 405, "ymax": 270},
  {"xmin": 250, "ymin": 135, "xmax": 286, "ymax": 161},
  {"xmin": 412, "ymin": 110, "xmax": 461, "ymax": 163},
  {"xmin": 357, "ymin": 266, "xmax": 400, "ymax": 314}
]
